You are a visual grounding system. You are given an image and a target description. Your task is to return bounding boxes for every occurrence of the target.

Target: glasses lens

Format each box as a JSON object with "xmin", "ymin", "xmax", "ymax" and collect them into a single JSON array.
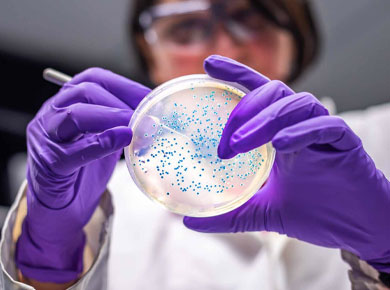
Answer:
[
  {"xmin": 230, "ymin": 8, "xmax": 271, "ymax": 33},
  {"xmin": 152, "ymin": 12, "xmax": 212, "ymax": 46}
]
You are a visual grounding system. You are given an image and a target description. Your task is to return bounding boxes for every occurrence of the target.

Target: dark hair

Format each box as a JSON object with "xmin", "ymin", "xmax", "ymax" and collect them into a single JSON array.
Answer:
[
  {"xmin": 128, "ymin": 0, "xmax": 157, "ymax": 85},
  {"xmin": 128, "ymin": 0, "xmax": 320, "ymax": 84}
]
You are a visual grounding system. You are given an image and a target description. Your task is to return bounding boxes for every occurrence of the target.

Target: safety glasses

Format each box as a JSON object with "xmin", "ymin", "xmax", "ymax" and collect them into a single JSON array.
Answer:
[{"xmin": 139, "ymin": 0, "xmax": 287, "ymax": 50}]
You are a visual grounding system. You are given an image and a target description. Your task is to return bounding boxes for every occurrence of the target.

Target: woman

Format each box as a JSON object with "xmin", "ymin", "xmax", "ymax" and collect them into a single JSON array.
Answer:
[{"xmin": 1, "ymin": 0, "xmax": 389, "ymax": 289}]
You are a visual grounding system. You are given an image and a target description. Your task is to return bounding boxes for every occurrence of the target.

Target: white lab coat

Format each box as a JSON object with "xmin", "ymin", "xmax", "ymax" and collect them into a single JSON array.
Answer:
[{"xmin": 1, "ymin": 102, "xmax": 389, "ymax": 290}]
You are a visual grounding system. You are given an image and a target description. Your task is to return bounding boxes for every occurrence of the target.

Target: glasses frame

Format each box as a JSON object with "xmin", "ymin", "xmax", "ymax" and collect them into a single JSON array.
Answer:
[{"xmin": 138, "ymin": 0, "xmax": 290, "ymax": 46}]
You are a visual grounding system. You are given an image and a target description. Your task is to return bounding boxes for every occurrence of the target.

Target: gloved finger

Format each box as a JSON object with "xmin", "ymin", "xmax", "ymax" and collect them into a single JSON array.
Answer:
[
  {"xmin": 229, "ymin": 93, "xmax": 329, "ymax": 156},
  {"xmin": 50, "ymin": 126, "xmax": 132, "ymax": 175},
  {"xmin": 272, "ymin": 116, "xmax": 362, "ymax": 152},
  {"xmin": 43, "ymin": 103, "xmax": 133, "ymax": 142},
  {"xmin": 183, "ymin": 182, "xmax": 279, "ymax": 233},
  {"xmin": 54, "ymin": 82, "xmax": 129, "ymax": 109},
  {"xmin": 204, "ymin": 55, "xmax": 270, "ymax": 90},
  {"xmin": 66, "ymin": 67, "xmax": 151, "ymax": 109},
  {"xmin": 218, "ymin": 80, "xmax": 294, "ymax": 159}
]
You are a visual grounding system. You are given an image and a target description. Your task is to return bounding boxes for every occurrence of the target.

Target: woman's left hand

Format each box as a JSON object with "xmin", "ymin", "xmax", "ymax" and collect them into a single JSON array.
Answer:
[{"xmin": 184, "ymin": 55, "xmax": 390, "ymax": 272}]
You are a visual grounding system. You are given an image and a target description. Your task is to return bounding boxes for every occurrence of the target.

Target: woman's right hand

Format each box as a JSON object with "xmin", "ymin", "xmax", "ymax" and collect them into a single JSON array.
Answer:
[{"xmin": 15, "ymin": 68, "xmax": 150, "ymax": 284}]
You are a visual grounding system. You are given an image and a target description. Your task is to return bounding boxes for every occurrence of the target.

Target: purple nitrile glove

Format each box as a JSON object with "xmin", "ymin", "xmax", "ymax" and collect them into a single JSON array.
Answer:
[
  {"xmin": 184, "ymin": 55, "xmax": 390, "ymax": 272},
  {"xmin": 15, "ymin": 68, "xmax": 151, "ymax": 283}
]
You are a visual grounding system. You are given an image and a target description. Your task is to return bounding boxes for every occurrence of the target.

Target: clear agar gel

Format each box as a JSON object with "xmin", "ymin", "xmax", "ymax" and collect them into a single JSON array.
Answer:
[{"xmin": 124, "ymin": 75, "xmax": 275, "ymax": 217}]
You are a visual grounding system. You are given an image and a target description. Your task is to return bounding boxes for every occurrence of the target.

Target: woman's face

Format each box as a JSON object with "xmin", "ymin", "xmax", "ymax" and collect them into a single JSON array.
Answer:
[{"xmin": 140, "ymin": 0, "xmax": 295, "ymax": 85}]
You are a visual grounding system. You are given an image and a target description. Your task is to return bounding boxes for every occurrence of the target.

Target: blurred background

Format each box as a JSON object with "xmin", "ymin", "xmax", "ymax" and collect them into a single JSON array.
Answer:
[{"xmin": 0, "ymin": 0, "xmax": 389, "ymax": 222}]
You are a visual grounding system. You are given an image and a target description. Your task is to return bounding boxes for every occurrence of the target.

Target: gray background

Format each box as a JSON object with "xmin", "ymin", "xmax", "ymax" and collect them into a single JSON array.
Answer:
[{"xmin": 0, "ymin": 0, "xmax": 389, "ymax": 112}]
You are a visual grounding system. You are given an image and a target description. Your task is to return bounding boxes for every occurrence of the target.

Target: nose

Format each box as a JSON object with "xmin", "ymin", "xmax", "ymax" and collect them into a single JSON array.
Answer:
[{"xmin": 211, "ymin": 24, "xmax": 246, "ymax": 62}]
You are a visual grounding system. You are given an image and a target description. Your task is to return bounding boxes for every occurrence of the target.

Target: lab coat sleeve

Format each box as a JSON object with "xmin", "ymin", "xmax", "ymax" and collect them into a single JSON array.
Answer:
[
  {"xmin": 339, "ymin": 102, "xmax": 390, "ymax": 290},
  {"xmin": 0, "ymin": 180, "xmax": 114, "ymax": 290},
  {"xmin": 342, "ymin": 251, "xmax": 390, "ymax": 290}
]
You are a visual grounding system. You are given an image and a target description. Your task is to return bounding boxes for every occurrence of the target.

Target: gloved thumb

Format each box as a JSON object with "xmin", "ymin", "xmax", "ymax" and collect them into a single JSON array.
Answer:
[
  {"xmin": 183, "ymin": 184, "xmax": 282, "ymax": 234},
  {"xmin": 203, "ymin": 55, "xmax": 270, "ymax": 91}
]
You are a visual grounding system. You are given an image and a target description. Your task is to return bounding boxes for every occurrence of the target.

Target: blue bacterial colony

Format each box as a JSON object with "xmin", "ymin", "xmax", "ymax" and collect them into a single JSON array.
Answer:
[{"xmin": 126, "ymin": 80, "xmax": 272, "ymax": 217}]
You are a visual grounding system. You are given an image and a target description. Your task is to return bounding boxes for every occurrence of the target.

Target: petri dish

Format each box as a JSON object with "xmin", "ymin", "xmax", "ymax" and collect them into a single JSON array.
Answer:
[{"xmin": 124, "ymin": 74, "xmax": 275, "ymax": 217}]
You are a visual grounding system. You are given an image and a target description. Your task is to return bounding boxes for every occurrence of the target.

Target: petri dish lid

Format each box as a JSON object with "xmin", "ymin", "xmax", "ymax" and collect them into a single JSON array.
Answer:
[{"xmin": 125, "ymin": 74, "xmax": 275, "ymax": 217}]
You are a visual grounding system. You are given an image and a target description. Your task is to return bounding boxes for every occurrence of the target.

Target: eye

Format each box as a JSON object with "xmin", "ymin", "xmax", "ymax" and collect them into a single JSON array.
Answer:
[{"xmin": 163, "ymin": 17, "xmax": 211, "ymax": 45}]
